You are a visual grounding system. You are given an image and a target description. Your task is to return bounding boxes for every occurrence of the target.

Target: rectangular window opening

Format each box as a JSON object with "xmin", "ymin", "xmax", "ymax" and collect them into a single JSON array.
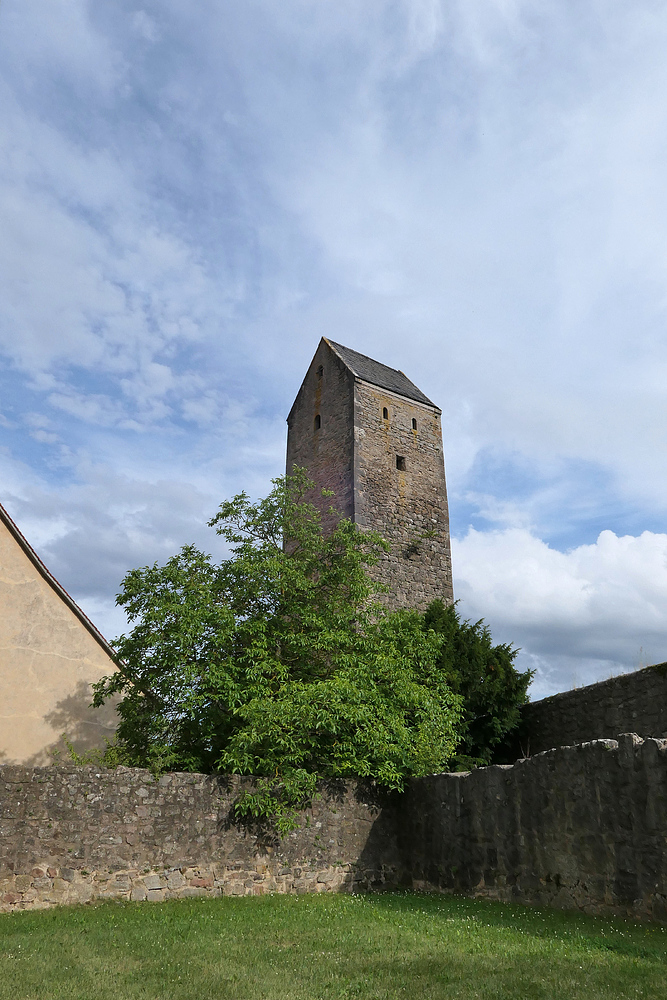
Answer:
[{"xmin": 396, "ymin": 455, "xmax": 406, "ymax": 471}]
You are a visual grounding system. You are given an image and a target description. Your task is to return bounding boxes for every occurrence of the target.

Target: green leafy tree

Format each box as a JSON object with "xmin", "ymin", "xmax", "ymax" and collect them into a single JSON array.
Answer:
[
  {"xmin": 94, "ymin": 469, "xmax": 462, "ymax": 832},
  {"xmin": 423, "ymin": 600, "xmax": 533, "ymax": 769}
]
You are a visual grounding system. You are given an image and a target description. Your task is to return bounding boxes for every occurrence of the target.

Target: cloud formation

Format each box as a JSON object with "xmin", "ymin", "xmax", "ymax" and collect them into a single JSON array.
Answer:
[
  {"xmin": 454, "ymin": 527, "xmax": 667, "ymax": 695},
  {"xmin": 2, "ymin": 1, "xmax": 667, "ymax": 694}
]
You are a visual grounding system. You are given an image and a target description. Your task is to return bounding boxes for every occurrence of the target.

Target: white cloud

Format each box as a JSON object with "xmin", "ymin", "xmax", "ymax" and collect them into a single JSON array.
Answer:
[
  {"xmin": 243, "ymin": 0, "xmax": 667, "ymax": 510},
  {"xmin": 3, "ymin": 0, "xmax": 667, "ymax": 694},
  {"xmin": 132, "ymin": 11, "xmax": 160, "ymax": 44},
  {"xmin": 453, "ymin": 527, "xmax": 667, "ymax": 696},
  {"xmin": 1, "ymin": 0, "xmax": 125, "ymax": 96}
]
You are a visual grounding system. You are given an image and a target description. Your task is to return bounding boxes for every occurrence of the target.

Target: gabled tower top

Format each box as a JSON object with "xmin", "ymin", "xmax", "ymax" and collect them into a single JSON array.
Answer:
[
  {"xmin": 324, "ymin": 339, "xmax": 437, "ymax": 408},
  {"xmin": 286, "ymin": 338, "xmax": 453, "ymax": 610}
]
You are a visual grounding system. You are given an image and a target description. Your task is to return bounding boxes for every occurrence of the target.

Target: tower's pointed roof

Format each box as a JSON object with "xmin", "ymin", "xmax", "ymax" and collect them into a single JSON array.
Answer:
[{"xmin": 324, "ymin": 339, "xmax": 436, "ymax": 407}]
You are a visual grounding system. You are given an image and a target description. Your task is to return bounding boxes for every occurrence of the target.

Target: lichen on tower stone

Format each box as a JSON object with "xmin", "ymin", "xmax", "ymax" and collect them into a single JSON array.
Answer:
[{"xmin": 286, "ymin": 338, "xmax": 453, "ymax": 611}]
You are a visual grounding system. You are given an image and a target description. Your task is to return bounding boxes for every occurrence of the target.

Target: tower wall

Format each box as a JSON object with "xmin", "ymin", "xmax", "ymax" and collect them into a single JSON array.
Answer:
[
  {"xmin": 353, "ymin": 381, "xmax": 453, "ymax": 611},
  {"xmin": 286, "ymin": 340, "xmax": 453, "ymax": 612},
  {"xmin": 286, "ymin": 340, "xmax": 355, "ymax": 533}
]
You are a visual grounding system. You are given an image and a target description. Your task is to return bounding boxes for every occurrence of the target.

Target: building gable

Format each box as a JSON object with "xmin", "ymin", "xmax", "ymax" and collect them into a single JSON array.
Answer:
[{"xmin": 0, "ymin": 502, "xmax": 118, "ymax": 763}]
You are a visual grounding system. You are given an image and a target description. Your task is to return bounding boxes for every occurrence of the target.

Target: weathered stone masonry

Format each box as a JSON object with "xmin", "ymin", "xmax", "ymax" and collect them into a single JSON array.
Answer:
[
  {"xmin": 3, "ymin": 735, "xmax": 667, "ymax": 921},
  {"xmin": 0, "ymin": 767, "xmax": 400, "ymax": 912},
  {"xmin": 516, "ymin": 662, "xmax": 667, "ymax": 756},
  {"xmin": 402, "ymin": 734, "xmax": 667, "ymax": 923},
  {"xmin": 287, "ymin": 339, "xmax": 453, "ymax": 611},
  {"xmin": 286, "ymin": 340, "xmax": 356, "ymax": 534},
  {"xmin": 353, "ymin": 380, "xmax": 452, "ymax": 610}
]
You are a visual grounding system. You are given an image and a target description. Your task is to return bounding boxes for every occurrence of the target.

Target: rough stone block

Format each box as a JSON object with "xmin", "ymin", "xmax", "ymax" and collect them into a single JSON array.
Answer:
[{"xmin": 141, "ymin": 874, "xmax": 163, "ymax": 891}]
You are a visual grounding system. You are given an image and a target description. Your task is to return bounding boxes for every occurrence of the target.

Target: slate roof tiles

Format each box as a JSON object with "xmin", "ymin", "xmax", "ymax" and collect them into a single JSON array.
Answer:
[{"xmin": 325, "ymin": 339, "xmax": 436, "ymax": 408}]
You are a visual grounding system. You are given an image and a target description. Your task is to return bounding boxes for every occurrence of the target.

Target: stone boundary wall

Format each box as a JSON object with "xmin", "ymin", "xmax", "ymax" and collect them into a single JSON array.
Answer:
[
  {"xmin": 0, "ymin": 766, "xmax": 400, "ymax": 912},
  {"xmin": 402, "ymin": 734, "xmax": 667, "ymax": 921},
  {"xmin": 3, "ymin": 736, "xmax": 667, "ymax": 920},
  {"xmin": 518, "ymin": 663, "xmax": 667, "ymax": 755}
]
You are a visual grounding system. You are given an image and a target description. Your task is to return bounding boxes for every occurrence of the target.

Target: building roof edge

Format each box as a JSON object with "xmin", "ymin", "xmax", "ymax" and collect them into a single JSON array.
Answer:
[
  {"xmin": 0, "ymin": 501, "xmax": 120, "ymax": 665},
  {"xmin": 324, "ymin": 338, "xmax": 436, "ymax": 407}
]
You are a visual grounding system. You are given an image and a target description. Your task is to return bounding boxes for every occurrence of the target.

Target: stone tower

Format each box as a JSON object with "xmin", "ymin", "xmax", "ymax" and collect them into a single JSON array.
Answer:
[{"xmin": 286, "ymin": 338, "xmax": 453, "ymax": 611}]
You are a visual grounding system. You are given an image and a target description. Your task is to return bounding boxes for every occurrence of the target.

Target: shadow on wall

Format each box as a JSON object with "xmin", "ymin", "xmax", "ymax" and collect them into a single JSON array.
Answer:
[
  {"xmin": 351, "ymin": 783, "xmax": 405, "ymax": 891},
  {"xmin": 25, "ymin": 680, "xmax": 118, "ymax": 766},
  {"xmin": 212, "ymin": 776, "xmax": 405, "ymax": 891}
]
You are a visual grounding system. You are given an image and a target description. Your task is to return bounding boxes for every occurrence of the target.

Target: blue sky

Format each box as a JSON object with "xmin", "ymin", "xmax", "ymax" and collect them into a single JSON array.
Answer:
[{"xmin": 3, "ymin": 1, "xmax": 667, "ymax": 697}]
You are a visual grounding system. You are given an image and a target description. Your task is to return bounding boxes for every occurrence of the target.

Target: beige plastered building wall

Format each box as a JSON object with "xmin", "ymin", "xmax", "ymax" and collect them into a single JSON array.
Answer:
[{"xmin": 0, "ymin": 504, "xmax": 118, "ymax": 764}]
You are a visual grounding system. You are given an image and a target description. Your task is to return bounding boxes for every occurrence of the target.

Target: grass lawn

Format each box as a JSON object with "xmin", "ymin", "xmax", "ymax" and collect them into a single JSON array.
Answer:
[{"xmin": 0, "ymin": 892, "xmax": 665, "ymax": 999}]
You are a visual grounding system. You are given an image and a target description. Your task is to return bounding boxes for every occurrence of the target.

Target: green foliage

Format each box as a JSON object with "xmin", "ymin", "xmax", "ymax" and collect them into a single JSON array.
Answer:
[
  {"xmin": 54, "ymin": 735, "xmax": 130, "ymax": 770},
  {"xmin": 423, "ymin": 600, "xmax": 533, "ymax": 769},
  {"xmin": 94, "ymin": 469, "xmax": 462, "ymax": 832}
]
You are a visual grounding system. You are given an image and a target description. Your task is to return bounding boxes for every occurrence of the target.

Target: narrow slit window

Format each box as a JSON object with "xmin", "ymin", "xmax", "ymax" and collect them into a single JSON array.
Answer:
[
  {"xmin": 382, "ymin": 407, "xmax": 389, "ymax": 420},
  {"xmin": 314, "ymin": 414, "xmax": 321, "ymax": 431},
  {"xmin": 316, "ymin": 365, "xmax": 323, "ymax": 378},
  {"xmin": 412, "ymin": 418, "xmax": 417, "ymax": 430},
  {"xmin": 396, "ymin": 455, "xmax": 406, "ymax": 471}
]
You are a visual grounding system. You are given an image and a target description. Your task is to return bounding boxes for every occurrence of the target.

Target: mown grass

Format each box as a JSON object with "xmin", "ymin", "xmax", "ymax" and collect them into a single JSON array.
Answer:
[{"xmin": 0, "ymin": 892, "xmax": 665, "ymax": 999}]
